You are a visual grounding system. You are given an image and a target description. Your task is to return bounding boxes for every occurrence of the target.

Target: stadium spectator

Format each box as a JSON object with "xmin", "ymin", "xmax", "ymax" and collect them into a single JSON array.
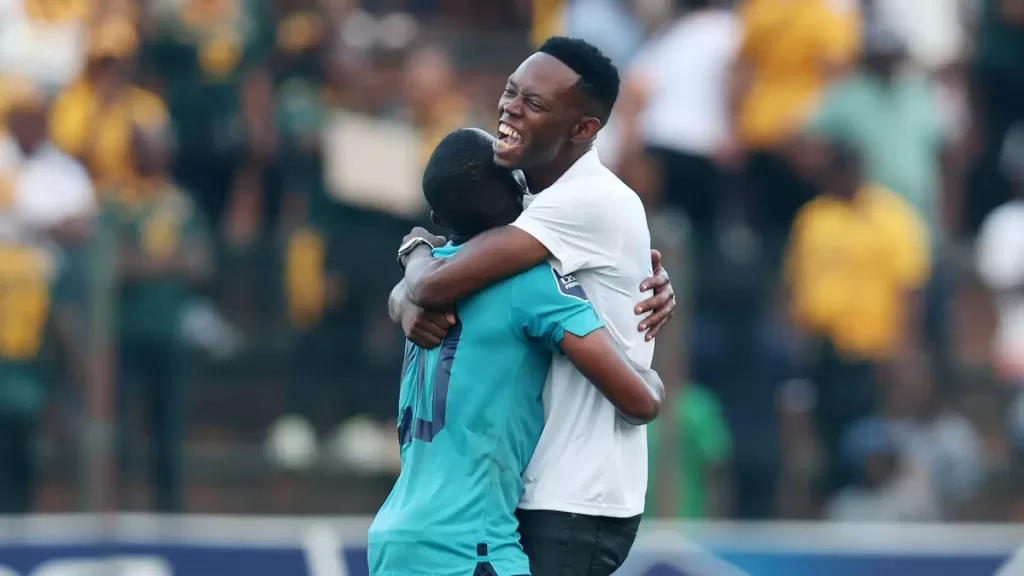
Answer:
[
  {"xmin": 785, "ymin": 139, "xmax": 930, "ymax": 496},
  {"xmin": 49, "ymin": 17, "xmax": 169, "ymax": 192},
  {"xmin": 402, "ymin": 45, "xmax": 473, "ymax": 173},
  {"xmin": 730, "ymin": 0, "xmax": 860, "ymax": 245},
  {"xmin": 977, "ymin": 124, "xmax": 1024, "ymax": 382},
  {"xmin": 265, "ymin": 1, "xmax": 340, "ymax": 472},
  {"xmin": 646, "ymin": 383, "xmax": 734, "ymax": 518},
  {"xmin": 866, "ymin": 0, "xmax": 967, "ymax": 74},
  {"xmin": 0, "ymin": 78, "xmax": 86, "ymax": 514},
  {"xmin": 0, "ymin": 0, "xmax": 89, "ymax": 89},
  {"xmin": 140, "ymin": 0, "xmax": 275, "ymax": 234},
  {"xmin": 803, "ymin": 23, "xmax": 956, "ymax": 382},
  {"xmin": 616, "ymin": 0, "xmax": 740, "ymax": 234},
  {"xmin": 965, "ymin": 0, "xmax": 1024, "ymax": 234},
  {"xmin": 884, "ymin": 349, "xmax": 985, "ymax": 518},
  {"xmin": 0, "ymin": 77, "xmax": 94, "ymax": 242},
  {"xmin": 825, "ymin": 417, "xmax": 940, "ymax": 522},
  {"xmin": 109, "ymin": 125, "xmax": 212, "ymax": 512}
]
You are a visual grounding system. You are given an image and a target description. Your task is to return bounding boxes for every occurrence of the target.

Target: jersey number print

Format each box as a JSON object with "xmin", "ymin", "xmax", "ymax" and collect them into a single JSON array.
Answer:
[
  {"xmin": 399, "ymin": 321, "xmax": 462, "ymax": 445},
  {"xmin": 0, "ymin": 247, "xmax": 51, "ymax": 360}
]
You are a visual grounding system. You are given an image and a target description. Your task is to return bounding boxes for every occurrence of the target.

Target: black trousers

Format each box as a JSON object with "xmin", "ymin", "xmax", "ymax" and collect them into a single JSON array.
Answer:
[
  {"xmin": 516, "ymin": 509, "xmax": 641, "ymax": 576},
  {"xmin": 809, "ymin": 338, "xmax": 879, "ymax": 496},
  {"xmin": 117, "ymin": 337, "xmax": 187, "ymax": 512},
  {"xmin": 647, "ymin": 147, "xmax": 724, "ymax": 236},
  {"xmin": 0, "ymin": 412, "xmax": 36, "ymax": 513}
]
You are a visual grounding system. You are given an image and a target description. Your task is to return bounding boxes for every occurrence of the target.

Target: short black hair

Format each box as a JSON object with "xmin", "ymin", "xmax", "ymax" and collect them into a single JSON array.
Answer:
[
  {"xmin": 422, "ymin": 128, "xmax": 524, "ymax": 239},
  {"xmin": 538, "ymin": 36, "xmax": 619, "ymax": 125}
]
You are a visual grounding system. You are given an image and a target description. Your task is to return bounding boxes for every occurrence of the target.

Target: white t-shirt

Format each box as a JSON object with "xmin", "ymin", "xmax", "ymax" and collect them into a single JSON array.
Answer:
[
  {"xmin": 976, "ymin": 200, "xmax": 1024, "ymax": 378},
  {"xmin": 872, "ymin": 0, "xmax": 965, "ymax": 70},
  {"xmin": 0, "ymin": 0, "xmax": 86, "ymax": 89},
  {"xmin": 0, "ymin": 135, "xmax": 95, "ymax": 230},
  {"xmin": 511, "ymin": 149, "xmax": 655, "ymax": 517},
  {"xmin": 632, "ymin": 10, "xmax": 741, "ymax": 156}
]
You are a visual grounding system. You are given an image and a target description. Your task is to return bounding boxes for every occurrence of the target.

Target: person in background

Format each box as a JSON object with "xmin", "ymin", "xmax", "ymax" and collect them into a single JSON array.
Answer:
[
  {"xmin": 140, "ymin": 0, "xmax": 276, "ymax": 239},
  {"xmin": 616, "ymin": 0, "xmax": 740, "ymax": 231},
  {"xmin": 866, "ymin": 0, "xmax": 967, "ymax": 75},
  {"xmin": 49, "ymin": 17, "xmax": 169, "ymax": 192},
  {"xmin": 965, "ymin": 0, "xmax": 1024, "ymax": 234},
  {"xmin": 402, "ymin": 44, "xmax": 472, "ymax": 174},
  {"xmin": 0, "ymin": 81, "xmax": 87, "ymax": 514},
  {"xmin": 977, "ymin": 124, "xmax": 1024, "ymax": 382},
  {"xmin": 0, "ymin": 0, "xmax": 91, "ymax": 89},
  {"xmin": 785, "ymin": 138, "xmax": 930, "ymax": 499},
  {"xmin": 646, "ymin": 382, "xmax": 733, "ymax": 519},
  {"xmin": 803, "ymin": 23, "xmax": 955, "ymax": 385},
  {"xmin": 884, "ymin": 349, "xmax": 985, "ymax": 518},
  {"xmin": 825, "ymin": 417, "xmax": 939, "ymax": 522},
  {"xmin": 730, "ymin": 0, "xmax": 860, "ymax": 250},
  {"xmin": 108, "ymin": 124, "xmax": 212, "ymax": 512},
  {"xmin": 0, "ymin": 77, "xmax": 94, "ymax": 243},
  {"xmin": 266, "ymin": 0, "xmax": 345, "ymax": 471}
]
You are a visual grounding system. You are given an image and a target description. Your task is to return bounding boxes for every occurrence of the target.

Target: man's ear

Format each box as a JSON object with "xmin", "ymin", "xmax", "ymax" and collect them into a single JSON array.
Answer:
[
  {"xmin": 431, "ymin": 210, "xmax": 444, "ymax": 227},
  {"xmin": 570, "ymin": 116, "xmax": 602, "ymax": 144}
]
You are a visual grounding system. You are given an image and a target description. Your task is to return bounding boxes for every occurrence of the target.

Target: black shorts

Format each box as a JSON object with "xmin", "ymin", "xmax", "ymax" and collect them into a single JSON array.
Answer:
[{"xmin": 516, "ymin": 509, "xmax": 642, "ymax": 576}]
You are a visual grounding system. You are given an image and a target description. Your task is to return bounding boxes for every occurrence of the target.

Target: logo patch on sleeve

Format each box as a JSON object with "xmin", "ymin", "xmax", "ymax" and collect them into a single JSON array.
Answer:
[{"xmin": 552, "ymin": 268, "xmax": 588, "ymax": 301}]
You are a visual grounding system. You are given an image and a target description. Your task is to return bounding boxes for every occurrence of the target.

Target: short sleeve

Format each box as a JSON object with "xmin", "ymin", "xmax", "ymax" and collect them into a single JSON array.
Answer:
[
  {"xmin": 977, "ymin": 204, "xmax": 1024, "ymax": 290},
  {"xmin": 49, "ymin": 85, "xmax": 89, "ymax": 156},
  {"xmin": 817, "ymin": 1, "xmax": 861, "ymax": 65},
  {"xmin": 516, "ymin": 266, "xmax": 605, "ymax": 353},
  {"xmin": 511, "ymin": 182, "xmax": 621, "ymax": 275}
]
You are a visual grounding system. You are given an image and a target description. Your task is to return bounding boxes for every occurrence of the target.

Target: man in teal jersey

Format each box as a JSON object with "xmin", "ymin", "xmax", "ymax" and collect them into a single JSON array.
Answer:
[{"xmin": 368, "ymin": 128, "xmax": 662, "ymax": 576}]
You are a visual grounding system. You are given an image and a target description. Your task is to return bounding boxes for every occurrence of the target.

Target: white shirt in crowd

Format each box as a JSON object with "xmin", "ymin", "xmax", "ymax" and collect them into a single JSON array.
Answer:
[
  {"xmin": 0, "ymin": 0, "xmax": 86, "ymax": 89},
  {"xmin": 890, "ymin": 413, "xmax": 985, "ymax": 510},
  {"xmin": 0, "ymin": 134, "xmax": 95, "ymax": 230},
  {"xmin": 977, "ymin": 199, "xmax": 1024, "ymax": 380},
  {"xmin": 631, "ymin": 9, "xmax": 740, "ymax": 157},
  {"xmin": 826, "ymin": 460, "xmax": 940, "ymax": 523},
  {"xmin": 871, "ymin": 0, "xmax": 965, "ymax": 71},
  {"xmin": 511, "ymin": 149, "xmax": 655, "ymax": 517}
]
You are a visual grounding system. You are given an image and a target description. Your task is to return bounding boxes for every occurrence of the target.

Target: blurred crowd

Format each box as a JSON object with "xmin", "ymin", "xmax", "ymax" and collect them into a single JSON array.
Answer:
[{"xmin": 1, "ymin": 0, "xmax": 1024, "ymax": 525}]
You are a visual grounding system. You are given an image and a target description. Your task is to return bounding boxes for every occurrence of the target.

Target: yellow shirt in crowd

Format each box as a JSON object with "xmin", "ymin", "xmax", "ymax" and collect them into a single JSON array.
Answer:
[
  {"xmin": 786, "ymin": 185, "xmax": 930, "ymax": 359},
  {"xmin": 49, "ymin": 80, "xmax": 169, "ymax": 190},
  {"xmin": 736, "ymin": 0, "xmax": 860, "ymax": 148}
]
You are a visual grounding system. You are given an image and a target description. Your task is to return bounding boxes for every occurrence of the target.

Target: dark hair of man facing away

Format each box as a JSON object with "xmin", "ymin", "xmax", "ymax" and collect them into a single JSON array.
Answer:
[{"xmin": 422, "ymin": 127, "xmax": 525, "ymax": 242}]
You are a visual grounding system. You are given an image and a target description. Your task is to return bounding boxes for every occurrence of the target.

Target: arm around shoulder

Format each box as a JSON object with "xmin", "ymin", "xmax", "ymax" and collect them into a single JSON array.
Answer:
[{"xmin": 404, "ymin": 225, "xmax": 551, "ymax": 308}]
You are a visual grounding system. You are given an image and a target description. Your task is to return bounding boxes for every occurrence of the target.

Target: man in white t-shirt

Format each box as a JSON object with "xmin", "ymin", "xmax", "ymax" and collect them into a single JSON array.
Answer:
[
  {"xmin": 390, "ymin": 37, "xmax": 676, "ymax": 575},
  {"xmin": 0, "ymin": 82, "xmax": 94, "ymax": 240}
]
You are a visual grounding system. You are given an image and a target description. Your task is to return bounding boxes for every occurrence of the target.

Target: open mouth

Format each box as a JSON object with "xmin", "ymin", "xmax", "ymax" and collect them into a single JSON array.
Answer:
[{"xmin": 495, "ymin": 122, "xmax": 522, "ymax": 150}]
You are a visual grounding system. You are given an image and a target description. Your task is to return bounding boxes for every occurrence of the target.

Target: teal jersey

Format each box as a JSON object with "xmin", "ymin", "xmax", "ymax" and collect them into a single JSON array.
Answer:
[{"xmin": 368, "ymin": 244, "xmax": 604, "ymax": 576}]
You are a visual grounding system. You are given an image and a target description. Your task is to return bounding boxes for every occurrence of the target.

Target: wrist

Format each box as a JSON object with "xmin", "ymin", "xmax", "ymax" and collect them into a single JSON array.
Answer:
[{"xmin": 398, "ymin": 237, "xmax": 434, "ymax": 270}]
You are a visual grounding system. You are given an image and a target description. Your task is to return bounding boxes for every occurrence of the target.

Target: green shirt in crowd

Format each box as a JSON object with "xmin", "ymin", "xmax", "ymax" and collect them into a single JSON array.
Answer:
[
  {"xmin": 807, "ymin": 70, "xmax": 944, "ymax": 233},
  {"xmin": 105, "ymin": 185, "xmax": 209, "ymax": 343},
  {"xmin": 646, "ymin": 384, "xmax": 732, "ymax": 519},
  {"xmin": 140, "ymin": 0, "xmax": 275, "ymax": 156},
  {"xmin": 0, "ymin": 237, "xmax": 70, "ymax": 416}
]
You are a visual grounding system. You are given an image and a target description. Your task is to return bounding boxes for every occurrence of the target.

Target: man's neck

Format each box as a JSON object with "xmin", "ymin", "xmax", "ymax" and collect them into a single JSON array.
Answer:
[
  {"xmin": 16, "ymin": 140, "xmax": 45, "ymax": 157},
  {"xmin": 524, "ymin": 145, "xmax": 591, "ymax": 193}
]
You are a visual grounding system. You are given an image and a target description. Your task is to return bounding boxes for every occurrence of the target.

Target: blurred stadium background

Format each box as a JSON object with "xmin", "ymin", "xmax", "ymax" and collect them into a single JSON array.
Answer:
[{"xmin": 1, "ymin": 0, "xmax": 1024, "ymax": 573}]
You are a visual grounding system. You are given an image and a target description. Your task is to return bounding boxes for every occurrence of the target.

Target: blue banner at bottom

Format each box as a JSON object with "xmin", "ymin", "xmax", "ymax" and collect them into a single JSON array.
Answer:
[
  {"xmin": 0, "ymin": 543, "xmax": 1015, "ymax": 576},
  {"xmin": 0, "ymin": 517, "xmax": 1020, "ymax": 576}
]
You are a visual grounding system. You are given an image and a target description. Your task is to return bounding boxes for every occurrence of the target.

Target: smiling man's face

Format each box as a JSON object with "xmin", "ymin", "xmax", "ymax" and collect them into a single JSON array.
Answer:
[{"xmin": 493, "ymin": 52, "xmax": 585, "ymax": 170}]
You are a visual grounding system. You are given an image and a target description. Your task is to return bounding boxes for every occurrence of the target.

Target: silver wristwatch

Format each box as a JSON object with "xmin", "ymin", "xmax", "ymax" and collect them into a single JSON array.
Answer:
[{"xmin": 397, "ymin": 237, "xmax": 434, "ymax": 270}]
